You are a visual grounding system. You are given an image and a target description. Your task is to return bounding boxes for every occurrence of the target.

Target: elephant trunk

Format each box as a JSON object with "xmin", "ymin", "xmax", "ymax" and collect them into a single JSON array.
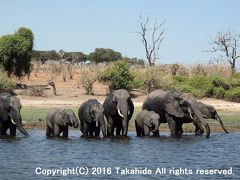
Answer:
[
  {"xmin": 216, "ymin": 115, "xmax": 229, "ymax": 134},
  {"xmin": 9, "ymin": 107, "xmax": 29, "ymax": 137},
  {"xmin": 97, "ymin": 114, "xmax": 107, "ymax": 138},
  {"xmin": 17, "ymin": 126, "xmax": 29, "ymax": 137},
  {"xmin": 117, "ymin": 101, "xmax": 129, "ymax": 136},
  {"xmin": 122, "ymin": 117, "xmax": 128, "ymax": 136},
  {"xmin": 70, "ymin": 116, "xmax": 79, "ymax": 128},
  {"xmin": 191, "ymin": 106, "xmax": 210, "ymax": 138}
]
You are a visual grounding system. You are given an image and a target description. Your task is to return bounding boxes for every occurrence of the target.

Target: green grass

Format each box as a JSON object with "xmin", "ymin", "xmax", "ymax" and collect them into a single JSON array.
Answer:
[{"xmin": 20, "ymin": 106, "xmax": 240, "ymax": 132}]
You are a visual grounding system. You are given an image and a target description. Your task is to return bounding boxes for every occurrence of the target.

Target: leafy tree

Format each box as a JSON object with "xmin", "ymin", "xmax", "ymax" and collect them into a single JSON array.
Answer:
[
  {"xmin": 0, "ymin": 27, "xmax": 34, "ymax": 77},
  {"xmin": 89, "ymin": 48, "xmax": 122, "ymax": 64},
  {"xmin": 64, "ymin": 52, "xmax": 88, "ymax": 64},
  {"xmin": 99, "ymin": 60, "xmax": 133, "ymax": 91},
  {"xmin": 32, "ymin": 50, "xmax": 60, "ymax": 64}
]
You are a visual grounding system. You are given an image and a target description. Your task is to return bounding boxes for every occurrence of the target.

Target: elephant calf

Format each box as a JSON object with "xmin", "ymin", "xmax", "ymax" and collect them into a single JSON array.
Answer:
[
  {"xmin": 46, "ymin": 109, "xmax": 79, "ymax": 137},
  {"xmin": 135, "ymin": 110, "xmax": 160, "ymax": 136},
  {"xmin": 78, "ymin": 99, "xmax": 106, "ymax": 137}
]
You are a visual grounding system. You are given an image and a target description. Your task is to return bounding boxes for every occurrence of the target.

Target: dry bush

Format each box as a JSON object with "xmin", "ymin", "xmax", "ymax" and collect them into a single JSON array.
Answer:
[
  {"xmin": 67, "ymin": 64, "xmax": 74, "ymax": 79},
  {"xmin": 188, "ymin": 63, "xmax": 232, "ymax": 77},
  {"xmin": 170, "ymin": 64, "xmax": 189, "ymax": 76},
  {"xmin": 79, "ymin": 66, "xmax": 100, "ymax": 95},
  {"xmin": 63, "ymin": 73, "xmax": 66, "ymax": 82},
  {"xmin": 26, "ymin": 85, "xmax": 45, "ymax": 96},
  {"xmin": 191, "ymin": 64, "xmax": 208, "ymax": 76},
  {"xmin": 50, "ymin": 62, "xmax": 63, "ymax": 75},
  {"xmin": 142, "ymin": 66, "xmax": 173, "ymax": 93}
]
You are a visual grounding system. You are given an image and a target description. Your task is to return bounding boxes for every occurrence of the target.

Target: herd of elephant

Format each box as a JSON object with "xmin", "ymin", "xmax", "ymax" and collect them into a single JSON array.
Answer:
[{"xmin": 0, "ymin": 89, "xmax": 229, "ymax": 139}]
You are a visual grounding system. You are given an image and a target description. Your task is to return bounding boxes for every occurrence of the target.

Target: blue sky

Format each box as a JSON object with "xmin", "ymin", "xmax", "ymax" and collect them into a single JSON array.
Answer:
[{"xmin": 1, "ymin": 0, "xmax": 240, "ymax": 64}]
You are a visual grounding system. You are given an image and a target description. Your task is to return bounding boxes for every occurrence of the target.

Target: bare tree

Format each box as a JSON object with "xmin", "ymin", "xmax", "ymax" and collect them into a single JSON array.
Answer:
[
  {"xmin": 210, "ymin": 30, "xmax": 240, "ymax": 73},
  {"xmin": 137, "ymin": 15, "xmax": 165, "ymax": 66}
]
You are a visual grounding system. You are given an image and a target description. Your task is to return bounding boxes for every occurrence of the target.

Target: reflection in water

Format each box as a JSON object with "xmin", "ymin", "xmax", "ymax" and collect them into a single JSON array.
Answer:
[{"xmin": 0, "ymin": 130, "xmax": 239, "ymax": 179}]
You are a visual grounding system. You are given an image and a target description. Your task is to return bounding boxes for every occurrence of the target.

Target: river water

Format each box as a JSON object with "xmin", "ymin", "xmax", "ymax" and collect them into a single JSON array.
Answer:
[{"xmin": 0, "ymin": 130, "xmax": 239, "ymax": 179}]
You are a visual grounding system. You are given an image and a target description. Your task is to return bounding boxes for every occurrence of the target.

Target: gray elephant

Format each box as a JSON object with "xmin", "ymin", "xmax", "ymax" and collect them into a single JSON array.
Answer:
[
  {"xmin": 46, "ymin": 109, "xmax": 79, "ymax": 137},
  {"xmin": 135, "ymin": 110, "xmax": 160, "ymax": 136},
  {"xmin": 78, "ymin": 99, "xmax": 106, "ymax": 137},
  {"xmin": 103, "ymin": 89, "xmax": 134, "ymax": 137},
  {"xmin": 196, "ymin": 101, "xmax": 228, "ymax": 133},
  {"xmin": 0, "ymin": 93, "xmax": 28, "ymax": 137},
  {"xmin": 143, "ymin": 90, "xmax": 210, "ymax": 138}
]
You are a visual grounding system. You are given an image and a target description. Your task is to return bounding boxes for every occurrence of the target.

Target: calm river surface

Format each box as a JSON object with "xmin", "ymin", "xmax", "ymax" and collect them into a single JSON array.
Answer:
[{"xmin": 0, "ymin": 130, "xmax": 239, "ymax": 180}]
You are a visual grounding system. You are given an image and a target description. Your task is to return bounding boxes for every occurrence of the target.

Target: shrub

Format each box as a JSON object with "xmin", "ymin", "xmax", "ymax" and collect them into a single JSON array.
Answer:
[
  {"xmin": 142, "ymin": 67, "xmax": 173, "ymax": 93},
  {"xmin": 175, "ymin": 84, "xmax": 194, "ymax": 93},
  {"xmin": 132, "ymin": 69, "xmax": 145, "ymax": 89},
  {"xmin": 225, "ymin": 87, "xmax": 240, "ymax": 102},
  {"xmin": 213, "ymin": 87, "xmax": 225, "ymax": 99},
  {"xmin": 0, "ymin": 69, "xmax": 15, "ymax": 92},
  {"xmin": 99, "ymin": 60, "xmax": 134, "ymax": 91},
  {"xmin": 80, "ymin": 67, "xmax": 99, "ymax": 95}
]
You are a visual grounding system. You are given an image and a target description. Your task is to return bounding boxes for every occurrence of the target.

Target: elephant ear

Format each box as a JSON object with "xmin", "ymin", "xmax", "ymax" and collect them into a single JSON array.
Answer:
[
  {"xmin": 0, "ymin": 98, "xmax": 10, "ymax": 121},
  {"xmin": 57, "ymin": 109, "xmax": 67, "ymax": 126},
  {"xmin": 164, "ymin": 93, "xmax": 184, "ymax": 118},
  {"xmin": 103, "ymin": 93, "xmax": 117, "ymax": 115}
]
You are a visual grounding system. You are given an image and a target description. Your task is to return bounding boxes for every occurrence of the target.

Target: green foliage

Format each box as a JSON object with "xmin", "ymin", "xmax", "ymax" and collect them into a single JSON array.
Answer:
[
  {"xmin": 187, "ymin": 76, "xmax": 212, "ymax": 90},
  {"xmin": 0, "ymin": 69, "xmax": 15, "ymax": 92},
  {"xmin": 32, "ymin": 50, "xmax": 60, "ymax": 63},
  {"xmin": 213, "ymin": 87, "xmax": 225, "ymax": 99},
  {"xmin": 99, "ymin": 60, "xmax": 133, "ymax": 91},
  {"xmin": 225, "ymin": 87, "xmax": 240, "ymax": 102},
  {"xmin": 0, "ymin": 27, "xmax": 34, "ymax": 77},
  {"xmin": 89, "ymin": 48, "xmax": 122, "ymax": 64},
  {"xmin": 64, "ymin": 52, "xmax": 88, "ymax": 63}
]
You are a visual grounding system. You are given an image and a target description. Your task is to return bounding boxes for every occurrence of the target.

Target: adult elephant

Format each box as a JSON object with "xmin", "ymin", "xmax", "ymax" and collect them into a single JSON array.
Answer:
[
  {"xmin": 196, "ymin": 101, "xmax": 228, "ymax": 133},
  {"xmin": 135, "ymin": 110, "xmax": 160, "ymax": 136},
  {"xmin": 0, "ymin": 94, "xmax": 28, "ymax": 137},
  {"xmin": 78, "ymin": 99, "xmax": 106, "ymax": 137},
  {"xmin": 46, "ymin": 109, "xmax": 79, "ymax": 137},
  {"xmin": 103, "ymin": 89, "xmax": 134, "ymax": 137},
  {"xmin": 142, "ymin": 90, "xmax": 210, "ymax": 138}
]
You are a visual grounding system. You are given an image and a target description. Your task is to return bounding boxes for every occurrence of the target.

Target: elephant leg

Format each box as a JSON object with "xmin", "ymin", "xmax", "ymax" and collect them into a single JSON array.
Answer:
[
  {"xmin": 0, "ymin": 122, "xmax": 4, "ymax": 135},
  {"xmin": 89, "ymin": 130, "xmax": 94, "ymax": 136},
  {"xmin": 9, "ymin": 125, "xmax": 17, "ymax": 136},
  {"xmin": 144, "ymin": 126, "xmax": 150, "ymax": 136},
  {"xmin": 62, "ymin": 127, "xmax": 68, "ymax": 138},
  {"xmin": 135, "ymin": 122, "xmax": 141, "ymax": 136},
  {"xmin": 95, "ymin": 126, "xmax": 100, "ymax": 137},
  {"xmin": 116, "ymin": 127, "xmax": 121, "ymax": 136},
  {"xmin": 107, "ymin": 116, "xmax": 114, "ymax": 136},
  {"xmin": 166, "ymin": 114, "xmax": 177, "ymax": 136},
  {"xmin": 0, "ymin": 123, "xmax": 8, "ymax": 135},
  {"xmin": 53, "ymin": 124, "xmax": 61, "ymax": 136},
  {"xmin": 46, "ymin": 125, "xmax": 53, "ymax": 137},
  {"xmin": 152, "ymin": 130, "xmax": 160, "ymax": 137},
  {"xmin": 193, "ymin": 121, "xmax": 203, "ymax": 135},
  {"xmin": 176, "ymin": 121, "xmax": 183, "ymax": 136},
  {"xmin": 82, "ymin": 123, "xmax": 88, "ymax": 137}
]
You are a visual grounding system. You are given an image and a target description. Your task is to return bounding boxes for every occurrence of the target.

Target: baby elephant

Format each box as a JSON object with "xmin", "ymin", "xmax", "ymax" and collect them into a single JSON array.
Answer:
[
  {"xmin": 46, "ymin": 109, "xmax": 79, "ymax": 137},
  {"xmin": 78, "ymin": 99, "xmax": 106, "ymax": 137},
  {"xmin": 135, "ymin": 110, "xmax": 160, "ymax": 136}
]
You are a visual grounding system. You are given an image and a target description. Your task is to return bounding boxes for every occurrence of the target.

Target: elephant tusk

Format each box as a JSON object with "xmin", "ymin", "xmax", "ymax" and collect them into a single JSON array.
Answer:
[
  {"xmin": 127, "ymin": 111, "xmax": 130, "ymax": 115},
  {"xmin": 105, "ymin": 121, "xmax": 110, "ymax": 128},
  {"xmin": 11, "ymin": 119, "xmax": 16, "ymax": 125},
  {"xmin": 96, "ymin": 120, "xmax": 98, "ymax": 127},
  {"xmin": 22, "ymin": 121, "xmax": 26, "ymax": 124},
  {"xmin": 117, "ymin": 108, "xmax": 124, "ymax": 118},
  {"xmin": 189, "ymin": 112, "xmax": 194, "ymax": 119}
]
